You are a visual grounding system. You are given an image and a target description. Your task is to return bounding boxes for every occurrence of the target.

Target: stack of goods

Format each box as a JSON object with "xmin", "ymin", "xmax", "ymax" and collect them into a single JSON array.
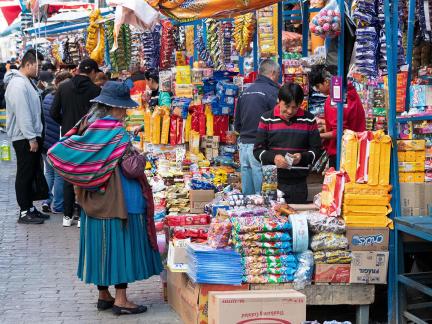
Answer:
[
  {"xmin": 206, "ymin": 19, "xmax": 223, "ymax": 70},
  {"xmin": 309, "ymin": 1, "xmax": 341, "ymax": 39},
  {"xmin": 141, "ymin": 25, "xmax": 161, "ymax": 70},
  {"xmin": 307, "ymin": 212, "xmax": 351, "ymax": 282},
  {"xmin": 160, "ymin": 20, "xmax": 175, "ymax": 70},
  {"xmin": 262, "ymin": 165, "xmax": 278, "ymax": 204},
  {"xmin": 187, "ymin": 243, "xmax": 243, "ymax": 285},
  {"xmin": 383, "ymin": 72, "xmax": 407, "ymax": 113},
  {"xmin": 340, "ymin": 130, "xmax": 393, "ymax": 227},
  {"xmin": 185, "ymin": 25, "xmax": 195, "ymax": 58},
  {"xmin": 221, "ymin": 22, "xmax": 234, "ymax": 69},
  {"xmin": 231, "ymin": 215, "xmax": 298, "ymax": 284},
  {"xmin": 233, "ymin": 13, "xmax": 256, "ymax": 56},
  {"xmin": 195, "ymin": 25, "xmax": 213, "ymax": 67},
  {"xmin": 85, "ymin": 9, "xmax": 102, "ymax": 57},
  {"xmin": 211, "ymin": 81, "xmax": 238, "ymax": 116},
  {"xmin": 282, "ymin": 56, "xmax": 308, "ymax": 102},
  {"xmin": 201, "ymin": 135, "xmax": 220, "ymax": 161},
  {"xmin": 112, "ymin": 24, "xmax": 132, "ymax": 72},
  {"xmin": 257, "ymin": 5, "xmax": 278, "ymax": 57},
  {"xmin": 282, "ymin": 32, "xmax": 302, "ymax": 53},
  {"xmin": 130, "ymin": 26, "xmax": 144, "ymax": 70},
  {"xmin": 409, "ymin": 83, "xmax": 432, "ymax": 115},
  {"xmin": 398, "ymin": 139, "xmax": 428, "ymax": 183},
  {"xmin": 62, "ymin": 38, "xmax": 73, "ymax": 65},
  {"xmin": 165, "ymin": 214, "xmax": 211, "ymax": 243}
]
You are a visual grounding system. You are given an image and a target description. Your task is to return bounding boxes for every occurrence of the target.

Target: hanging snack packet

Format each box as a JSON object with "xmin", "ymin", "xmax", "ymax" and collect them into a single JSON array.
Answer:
[
  {"xmin": 320, "ymin": 168, "xmax": 348, "ymax": 217},
  {"xmin": 356, "ymin": 131, "xmax": 373, "ymax": 183}
]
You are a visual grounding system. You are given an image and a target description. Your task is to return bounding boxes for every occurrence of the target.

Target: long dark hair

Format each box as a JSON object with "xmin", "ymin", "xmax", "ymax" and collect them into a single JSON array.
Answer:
[{"xmin": 144, "ymin": 69, "xmax": 159, "ymax": 83}]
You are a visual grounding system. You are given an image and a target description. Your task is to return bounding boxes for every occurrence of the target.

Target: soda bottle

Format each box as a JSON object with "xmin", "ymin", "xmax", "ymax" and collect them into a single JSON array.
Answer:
[{"xmin": 1, "ymin": 140, "xmax": 11, "ymax": 161}]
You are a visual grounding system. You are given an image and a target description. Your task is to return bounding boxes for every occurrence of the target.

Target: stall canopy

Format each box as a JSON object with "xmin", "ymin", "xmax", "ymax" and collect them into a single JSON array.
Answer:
[
  {"xmin": 147, "ymin": 0, "xmax": 283, "ymax": 22},
  {"xmin": 0, "ymin": 0, "xmax": 21, "ymax": 26}
]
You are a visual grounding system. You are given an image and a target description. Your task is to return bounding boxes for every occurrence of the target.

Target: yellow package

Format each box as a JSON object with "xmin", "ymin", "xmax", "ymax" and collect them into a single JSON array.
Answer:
[
  {"xmin": 184, "ymin": 114, "xmax": 192, "ymax": 142},
  {"xmin": 379, "ymin": 134, "xmax": 392, "ymax": 186},
  {"xmin": 143, "ymin": 108, "xmax": 152, "ymax": 142},
  {"xmin": 415, "ymin": 151, "xmax": 426, "ymax": 162},
  {"xmin": 176, "ymin": 66, "xmax": 192, "ymax": 84},
  {"xmin": 343, "ymin": 205, "xmax": 391, "ymax": 215},
  {"xmin": 185, "ymin": 25, "xmax": 194, "ymax": 57},
  {"xmin": 399, "ymin": 162, "xmax": 425, "ymax": 172},
  {"xmin": 151, "ymin": 108, "xmax": 161, "ymax": 144},
  {"xmin": 344, "ymin": 194, "xmax": 391, "ymax": 206},
  {"xmin": 189, "ymin": 131, "xmax": 200, "ymax": 155},
  {"xmin": 343, "ymin": 216, "xmax": 393, "ymax": 229},
  {"xmin": 398, "ymin": 151, "xmax": 405, "ymax": 162},
  {"xmin": 341, "ymin": 130, "xmax": 358, "ymax": 181},
  {"xmin": 205, "ymin": 104, "xmax": 214, "ymax": 136},
  {"xmin": 344, "ymin": 183, "xmax": 392, "ymax": 195},
  {"xmin": 397, "ymin": 139, "xmax": 426, "ymax": 151},
  {"xmin": 367, "ymin": 131, "xmax": 381, "ymax": 186},
  {"xmin": 160, "ymin": 107, "xmax": 170, "ymax": 145},
  {"xmin": 405, "ymin": 151, "xmax": 416, "ymax": 162},
  {"xmin": 415, "ymin": 172, "xmax": 425, "ymax": 182},
  {"xmin": 398, "ymin": 173, "xmax": 406, "ymax": 183}
]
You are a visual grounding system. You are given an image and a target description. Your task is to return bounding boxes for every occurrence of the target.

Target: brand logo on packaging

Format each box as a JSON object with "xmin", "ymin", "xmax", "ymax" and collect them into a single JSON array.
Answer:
[
  {"xmin": 359, "ymin": 268, "xmax": 380, "ymax": 274},
  {"xmin": 352, "ymin": 234, "xmax": 384, "ymax": 246}
]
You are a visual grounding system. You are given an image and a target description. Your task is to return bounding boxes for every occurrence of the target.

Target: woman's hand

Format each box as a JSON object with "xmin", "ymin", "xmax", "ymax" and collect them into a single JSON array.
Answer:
[
  {"xmin": 274, "ymin": 155, "xmax": 289, "ymax": 169},
  {"xmin": 133, "ymin": 125, "xmax": 144, "ymax": 136},
  {"xmin": 292, "ymin": 153, "xmax": 302, "ymax": 165}
]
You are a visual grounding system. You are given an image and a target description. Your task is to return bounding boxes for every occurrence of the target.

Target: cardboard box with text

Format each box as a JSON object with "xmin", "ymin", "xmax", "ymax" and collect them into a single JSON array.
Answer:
[
  {"xmin": 314, "ymin": 264, "xmax": 351, "ymax": 283},
  {"xmin": 350, "ymin": 251, "xmax": 389, "ymax": 284},
  {"xmin": 346, "ymin": 227, "xmax": 389, "ymax": 251}
]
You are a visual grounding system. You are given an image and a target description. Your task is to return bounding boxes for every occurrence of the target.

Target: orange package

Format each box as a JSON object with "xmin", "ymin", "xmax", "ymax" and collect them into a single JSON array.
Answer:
[{"xmin": 320, "ymin": 168, "xmax": 349, "ymax": 217}]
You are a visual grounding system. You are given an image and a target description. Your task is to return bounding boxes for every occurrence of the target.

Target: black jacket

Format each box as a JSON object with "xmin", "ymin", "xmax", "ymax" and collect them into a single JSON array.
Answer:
[
  {"xmin": 51, "ymin": 75, "xmax": 100, "ymax": 136},
  {"xmin": 42, "ymin": 92, "xmax": 60, "ymax": 152},
  {"xmin": 234, "ymin": 75, "xmax": 279, "ymax": 144}
]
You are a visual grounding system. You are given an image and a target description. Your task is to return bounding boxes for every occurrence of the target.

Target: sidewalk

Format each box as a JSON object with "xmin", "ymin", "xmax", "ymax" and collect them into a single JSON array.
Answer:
[{"xmin": 0, "ymin": 133, "xmax": 180, "ymax": 324}]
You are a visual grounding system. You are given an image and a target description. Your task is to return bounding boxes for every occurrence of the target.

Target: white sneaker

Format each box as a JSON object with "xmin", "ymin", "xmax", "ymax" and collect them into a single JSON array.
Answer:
[
  {"xmin": 77, "ymin": 219, "xmax": 81, "ymax": 228},
  {"xmin": 63, "ymin": 216, "xmax": 73, "ymax": 227}
]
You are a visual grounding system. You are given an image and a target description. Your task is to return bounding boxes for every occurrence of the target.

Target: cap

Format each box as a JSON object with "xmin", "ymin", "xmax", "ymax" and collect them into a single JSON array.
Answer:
[{"xmin": 78, "ymin": 58, "xmax": 100, "ymax": 74}]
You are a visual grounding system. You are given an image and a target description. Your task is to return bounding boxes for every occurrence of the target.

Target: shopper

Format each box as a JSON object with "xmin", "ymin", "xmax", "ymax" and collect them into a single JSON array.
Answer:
[
  {"xmin": 41, "ymin": 71, "xmax": 73, "ymax": 213},
  {"xmin": 133, "ymin": 69, "xmax": 171, "ymax": 135},
  {"xmin": 94, "ymin": 71, "xmax": 108, "ymax": 87},
  {"xmin": 48, "ymin": 81, "xmax": 162, "ymax": 315},
  {"xmin": 4, "ymin": 49, "xmax": 50, "ymax": 224},
  {"xmin": 253, "ymin": 83, "xmax": 322, "ymax": 204},
  {"xmin": 310, "ymin": 65, "xmax": 366, "ymax": 168},
  {"xmin": 51, "ymin": 58, "xmax": 101, "ymax": 227},
  {"xmin": 234, "ymin": 59, "xmax": 280, "ymax": 195}
]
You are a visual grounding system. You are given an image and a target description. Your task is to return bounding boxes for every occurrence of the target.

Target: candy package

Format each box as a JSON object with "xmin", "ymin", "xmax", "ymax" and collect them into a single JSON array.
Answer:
[
  {"xmin": 160, "ymin": 20, "xmax": 175, "ymax": 69},
  {"xmin": 244, "ymin": 267, "xmax": 297, "ymax": 276},
  {"xmin": 159, "ymin": 70, "xmax": 173, "ymax": 92},
  {"xmin": 320, "ymin": 168, "xmax": 348, "ymax": 217},
  {"xmin": 310, "ymin": 232, "xmax": 348, "ymax": 252},
  {"xmin": 232, "ymin": 216, "xmax": 291, "ymax": 234},
  {"xmin": 235, "ymin": 232, "xmax": 292, "ymax": 242},
  {"xmin": 242, "ymin": 254, "xmax": 297, "ymax": 268},
  {"xmin": 314, "ymin": 250, "xmax": 352, "ymax": 264},
  {"xmin": 310, "ymin": 0, "xmax": 341, "ymax": 38},
  {"xmin": 307, "ymin": 212, "xmax": 346, "ymax": 234},
  {"xmin": 207, "ymin": 218, "xmax": 233, "ymax": 248},
  {"xmin": 293, "ymin": 250, "xmax": 314, "ymax": 289},
  {"xmin": 165, "ymin": 214, "xmax": 211, "ymax": 226},
  {"xmin": 243, "ymin": 273, "xmax": 294, "ymax": 284}
]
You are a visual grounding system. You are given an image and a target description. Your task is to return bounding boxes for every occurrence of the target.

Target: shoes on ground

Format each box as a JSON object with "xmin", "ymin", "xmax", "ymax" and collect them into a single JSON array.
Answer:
[
  {"xmin": 52, "ymin": 209, "xmax": 63, "ymax": 214},
  {"xmin": 17, "ymin": 209, "xmax": 44, "ymax": 224},
  {"xmin": 63, "ymin": 216, "xmax": 73, "ymax": 227},
  {"xmin": 112, "ymin": 304, "xmax": 147, "ymax": 315},
  {"xmin": 97, "ymin": 299, "xmax": 115, "ymax": 311},
  {"xmin": 42, "ymin": 203, "xmax": 52, "ymax": 213},
  {"xmin": 34, "ymin": 207, "xmax": 50, "ymax": 219}
]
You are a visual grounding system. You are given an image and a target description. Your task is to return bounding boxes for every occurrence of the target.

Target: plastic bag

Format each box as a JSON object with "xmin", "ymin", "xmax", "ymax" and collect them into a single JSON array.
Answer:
[
  {"xmin": 207, "ymin": 218, "xmax": 233, "ymax": 248},
  {"xmin": 310, "ymin": 0, "xmax": 341, "ymax": 39},
  {"xmin": 310, "ymin": 232, "xmax": 348, "ymax": 251},
  {"xmin": 313, "ymin": 250, "xmax": 352, "ymax": 264},
  {"xmin": 306, "ymin": 212, "xmax": 346, "ymax": 234},
  {"xmin": 293, "ymin": 250, "xmax": 314, "ymax": 290}
]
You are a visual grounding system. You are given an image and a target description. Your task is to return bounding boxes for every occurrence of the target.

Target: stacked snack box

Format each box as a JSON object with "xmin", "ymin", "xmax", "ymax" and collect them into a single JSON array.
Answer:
[{"xmin": 398, "ymin": 139, "xmax": 427, "ymax": 183}]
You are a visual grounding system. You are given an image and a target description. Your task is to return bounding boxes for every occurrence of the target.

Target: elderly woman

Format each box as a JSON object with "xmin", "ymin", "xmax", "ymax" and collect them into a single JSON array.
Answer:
[{"xmin": 48, "ymin": 81, "xmax": 162, "ymax": 315}]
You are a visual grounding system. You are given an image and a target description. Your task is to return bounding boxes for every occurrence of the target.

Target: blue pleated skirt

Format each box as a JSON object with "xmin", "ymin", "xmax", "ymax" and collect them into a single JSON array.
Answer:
[{"xmin": 77, "ymin": 211, "xmax": 163, "ymax": 286}]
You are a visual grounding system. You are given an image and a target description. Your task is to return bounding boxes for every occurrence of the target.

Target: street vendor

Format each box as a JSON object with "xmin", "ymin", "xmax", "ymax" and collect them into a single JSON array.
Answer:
[
  {"xmin": 253, "ymin": 83, "xmax": 322, "ymax": 204},
  {"xmin": 309, "ymin": 65, "xmax": 366, "ymax": 168}
]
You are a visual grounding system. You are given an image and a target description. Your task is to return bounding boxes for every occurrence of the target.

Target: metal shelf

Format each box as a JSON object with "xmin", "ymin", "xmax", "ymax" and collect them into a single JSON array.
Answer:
[
  {"xmin": 398, "ymin": 272, "xmax": 432, "ymax": 297},
  {"xmin": 397, "ymin": 115, "xmax": 432, "ymax": 123}
]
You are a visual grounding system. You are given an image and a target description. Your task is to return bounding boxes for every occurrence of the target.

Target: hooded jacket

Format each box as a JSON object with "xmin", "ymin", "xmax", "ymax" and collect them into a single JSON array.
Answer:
[
  {"xmin": 4, "ymin": 69, "xmax": 43, "ymax": 142},
  {"xmin": 51, "ymin": 74, "xmax": 100, "ymax": 136},
  {"xmin": 323, "ymin": 83, "xmax": 366, "ymax": 156},
  {"xmin": 42, "ymin": 92, "xmax": 60, "ymax": 152},
  {"xmin": 234, "ymin": 75, "xmax": 279, "ymax": 144}
]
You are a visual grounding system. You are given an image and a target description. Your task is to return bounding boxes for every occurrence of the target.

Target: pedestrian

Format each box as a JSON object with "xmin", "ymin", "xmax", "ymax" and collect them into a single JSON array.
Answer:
[
  {"xmin": 94, "ymin": 71, "xmax": 108, "ymax": 87},
  {"xmin": 50, "ymin": 58, "xmax": 101, "ymax": 228},
  {"xmin": 41, "ymin": 71, "xmax": 73, "ymax": 214},
  {"xmin": 4, "ymin": 49, "xmax": 50, "ymax": 224},
  {"xmin": 48, "ymin": 81, "xmax": 162, "ymax": 315},
  {"xmin": 253, "ymin": 83, "xmax": 322, "ymax": 204},
  {"xmin": 234, "ymin": 59, "xmax": 280, "ymax": 195},
  {"xmin": 309, "ymin": 65, "xmax": 366, "ymax": 168}
]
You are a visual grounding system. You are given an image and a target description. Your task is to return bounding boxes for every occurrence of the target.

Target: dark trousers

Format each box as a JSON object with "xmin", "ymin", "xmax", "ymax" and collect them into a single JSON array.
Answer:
[
  {"xmin": 279, "ymin": 179, "xmax": 308, "ymax": 204},
  {"xmin": 97, "ymin": 284, "xmax": 128, "ymax": 290},
  {"xmin": 329, "ymin": 155, "xmax": 337, "ymax": 169},
  {"xmin": 63, "ymin": 180, "xmax": 79, "ymax": 217},
  {"xmin": 12, "ymin": 138, "xmax": 42, "ymax": 211}
]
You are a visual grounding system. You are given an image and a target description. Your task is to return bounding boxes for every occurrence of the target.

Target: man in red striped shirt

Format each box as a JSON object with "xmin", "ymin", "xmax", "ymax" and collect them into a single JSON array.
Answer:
[{"xmin": 254, "ymin": 83, "xmax": 322, "ymax": 203}]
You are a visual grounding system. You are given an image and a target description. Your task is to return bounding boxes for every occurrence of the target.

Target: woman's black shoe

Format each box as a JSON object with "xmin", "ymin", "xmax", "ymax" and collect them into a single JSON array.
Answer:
[
  {"xmin": 112, "ymin": 304, "xmax": 148, "ymax": 315},
  {"xmin": 97, "ymin": 299, "xmax": 115, "ymax": 310}
]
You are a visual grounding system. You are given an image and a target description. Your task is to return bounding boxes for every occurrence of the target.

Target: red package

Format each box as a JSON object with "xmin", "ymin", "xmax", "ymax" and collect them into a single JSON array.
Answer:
[
  {"xmin": 356, "ymin": 131, "xmax": 373, "ymax": 183},
  {"xmin": 165, "ymin": 214, "xmax": 211, "ymax": 227},
  {"xmin": 160, "ymin": 20, "xmax": 175, "ymax": 69},
  {"xmin": 190, "ymin": 105, "xmax": 206, "ymax": 136},
  {"xmin": 213, "ymin": 115, "xmax": 229, "ymax": 143},
  {"xmin": 155, "ymin": 221, "xmax": 164, "ymax": 232},
  {"xmin": 169, "ymin": 115, "xmax": 178, "ymax": 146},
  {"xmin": 320, "ymin": 167, "xmax": 348, "ymax": 217},
  {"xmin": 172, "ymin": 227, "xmax": 209, "ymax": 241}
]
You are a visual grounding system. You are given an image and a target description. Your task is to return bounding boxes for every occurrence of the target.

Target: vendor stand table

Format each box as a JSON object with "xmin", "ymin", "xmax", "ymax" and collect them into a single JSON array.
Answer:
[
  {"xmin": 251, "ymin": 283, "xmax": 375, "ymax": 324},
  {"xmin": 394, "ymin": 217, "xmax": 432, "ymax": 324}
]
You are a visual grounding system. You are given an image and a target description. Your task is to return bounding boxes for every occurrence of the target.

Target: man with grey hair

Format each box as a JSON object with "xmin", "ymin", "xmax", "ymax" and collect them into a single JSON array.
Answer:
[{"xmin": 234, "ymin": 59, "xmax": 280, "ymax": 195}]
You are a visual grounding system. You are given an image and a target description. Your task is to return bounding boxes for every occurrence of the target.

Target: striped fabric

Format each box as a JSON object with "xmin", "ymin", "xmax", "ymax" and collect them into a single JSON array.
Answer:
[{"xmin": 47, "ymin": 116, "xmax": 130, "ymax": 192}]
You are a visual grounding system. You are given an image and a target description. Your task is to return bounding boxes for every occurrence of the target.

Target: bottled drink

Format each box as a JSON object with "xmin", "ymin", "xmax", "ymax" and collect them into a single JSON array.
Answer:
[{"xmin": 1, "ymin": 140, "xmax": 11, "ymax": 161}]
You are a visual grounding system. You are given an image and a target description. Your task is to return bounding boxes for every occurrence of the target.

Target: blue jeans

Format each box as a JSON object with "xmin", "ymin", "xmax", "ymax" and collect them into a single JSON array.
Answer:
[
  {"xmin": 239, "ymin": 143, "xmax": 263, "ymax": 195},
  {"xmin": 42, "ymin": 154, "xmax": 64, "ymax": 212}
]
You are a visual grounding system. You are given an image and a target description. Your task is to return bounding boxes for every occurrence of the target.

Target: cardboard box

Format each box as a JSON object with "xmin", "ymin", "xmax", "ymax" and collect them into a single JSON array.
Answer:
[
  {"xmin": 189, "ymin": 190, "xmax": 215, "ymax": 214},
  {"xmin": 401, "ymin": 207, "xmax": 428, "ymax": 216},
  {"xmin": 405, "ymin": 151, "xmax": 416, "ymax": 162},
  {"xmin": 168, "ymin": 270, "xmax": 249, "ymax": 324},
  {"xmin": 208, "ymin": 290, "xmax": 306, "ymax": 324},
  {"xmin": 397, "ymin": 139, "xmax": 426, "ymax": 151},
  {"xmin": 416, "ymin": 151, "xmax": 426, "ymax": 162},
  {"xmin": 314, "ymin": 264, "xmax": 351, "ymax": 283},
  {"xmin": 168, "ymin": 241, "xmax": 188, "ymax": 264},
  {"xmin": 398, "ymin": 151, "xmax": 406, "ymax": 162},
  {"xmin": 346, "ymin": 227, "xmax": 389, "ymax": 251},
  {"xmin": 350, "ymin": 251, "xmax": 389, "ymax": 284},
  {"xmin": 399, "ymin": 162, "xmax": 425, "ymax": 172},
  {"xmin": 400, "ymin": 183, "xmax": 426, "ymax": 208}
]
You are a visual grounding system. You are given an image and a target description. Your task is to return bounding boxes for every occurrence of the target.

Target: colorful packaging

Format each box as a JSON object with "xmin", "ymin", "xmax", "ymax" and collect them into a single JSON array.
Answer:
[
  {"xmin": 320, "ymin": 168, "xmax": 348, "ymax": 217},
  {"xmin": 356, "ymin": 131, "xmax": 373, "ymax": 183},
  {"xmin": 151, "ymin": 108, "xmax": 162, "ymax": 144},
  {"xmin": 341, "ymin": 130, "xmax": 358, "ymax": 181},
  {"xmin": 379, "ymin": 134, "xmax": 392, "ymax": 185}
]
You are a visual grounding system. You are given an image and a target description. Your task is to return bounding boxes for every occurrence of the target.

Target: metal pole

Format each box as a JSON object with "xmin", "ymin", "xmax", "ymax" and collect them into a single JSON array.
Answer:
[
  {"xmin": 301, "ymin": 0, "xmax": 310, "ymax": 57},
  {"xmin": 405, "ymin": 0, "xmax": 416, "ymax": 111},
  {"xmin": 384, "ymin": 0, "xmax": 401, "ymax": 322},
  {"xmin": 278, "ymin": 2, "xmax": 283, "ymax": 83},
  {"xmin": 253, "ymin": 19, "xmax": 259, "ymax": 72},
  {"xmin": 335, "ymin": 0, "xmax": 345, "ymax": 170}
]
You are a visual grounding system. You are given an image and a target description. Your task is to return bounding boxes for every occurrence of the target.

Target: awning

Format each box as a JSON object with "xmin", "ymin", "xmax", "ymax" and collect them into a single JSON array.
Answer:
[
  {"xmin": 0, "ymin": 1, "xmax": 21, "ymax": 26},
  {"xmin": 147, "ymin": 0, "xmax": 283, "ymax": 22}
]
